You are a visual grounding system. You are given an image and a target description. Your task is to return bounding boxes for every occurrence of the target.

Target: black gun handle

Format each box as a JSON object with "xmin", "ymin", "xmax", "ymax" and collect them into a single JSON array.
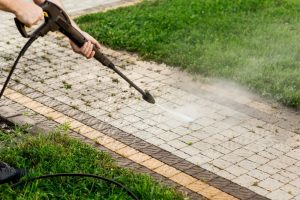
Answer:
[
  {"xmin": 60, "ymin": 22, "xmax": 114, "ymax": 68},
  {"xmin": 14, "ymin": 18, "xmax": 30, "ymax": 38}
]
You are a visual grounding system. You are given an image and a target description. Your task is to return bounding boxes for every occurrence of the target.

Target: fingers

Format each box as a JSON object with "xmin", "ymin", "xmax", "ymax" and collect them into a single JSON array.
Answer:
[
  {"xmin": 90, "ymin": 38, "xmax": 101, "ymax": 49},
  {"xmin": 27, "ymin": 7, "xmax": 44, "ymax": 27},
  {"xmin": 80, "ymin": 41, "xmax": 95, "ymax": 59},
  {"xmin": 81, "ymin": 42, "xmax": 88, "ymax": 55},
  {"xmin": 70, "ymin": 38, "xmax": 98, "ymax": 59},
  {"xmin": 32, "ymin": 13, "xmax": 43, "ymax": 26},
  {"xmin": 91, "ymin": 39, "xmax": 101, "ymax": 49},
  {"xmin": 88, "ymin": 50, "xmax": 95, "ymax": 59},
  {"xmin": 25, "ymin": 9, "xmax": 44, "ymax": 27}
]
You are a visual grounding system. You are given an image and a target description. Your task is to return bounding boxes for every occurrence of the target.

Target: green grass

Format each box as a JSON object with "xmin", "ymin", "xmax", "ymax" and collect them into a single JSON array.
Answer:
[
  {"xmin": 0, "ymin": 127, "xmax": 184, "ymax": 199},
  {"xmin": 76, "ymin": 0, "xmax": 300, "ymax": 109}
]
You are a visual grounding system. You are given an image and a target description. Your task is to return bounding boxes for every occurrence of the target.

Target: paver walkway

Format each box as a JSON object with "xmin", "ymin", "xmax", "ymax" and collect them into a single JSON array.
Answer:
[{"xmin": 0, "ymin": 1, "xmax": 300, "ymax": 200}]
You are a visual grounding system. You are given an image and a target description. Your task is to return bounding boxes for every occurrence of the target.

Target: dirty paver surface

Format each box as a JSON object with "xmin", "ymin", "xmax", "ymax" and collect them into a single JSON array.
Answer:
[{"xmin": 0, "ymin": 1, "xmax": 300, "ymax": 200}]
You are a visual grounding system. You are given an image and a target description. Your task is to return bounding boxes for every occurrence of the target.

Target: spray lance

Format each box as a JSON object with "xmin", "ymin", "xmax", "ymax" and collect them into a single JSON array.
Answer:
[{"xmin": 0, "ymin": 0, "xmax": 155, "ymax": 105}]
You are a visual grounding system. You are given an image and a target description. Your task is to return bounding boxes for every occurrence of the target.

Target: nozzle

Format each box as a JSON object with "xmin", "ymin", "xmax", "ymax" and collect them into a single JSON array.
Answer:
[{"xmin": 143, "ymin": 90, "xmax": 155, "ymax": 104}]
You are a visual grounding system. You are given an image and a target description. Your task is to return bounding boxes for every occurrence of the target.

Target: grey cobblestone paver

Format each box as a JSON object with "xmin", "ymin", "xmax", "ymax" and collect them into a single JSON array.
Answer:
[{"xmin": 0, "ymin": 1, "xmax": 300, "ymax": 199}]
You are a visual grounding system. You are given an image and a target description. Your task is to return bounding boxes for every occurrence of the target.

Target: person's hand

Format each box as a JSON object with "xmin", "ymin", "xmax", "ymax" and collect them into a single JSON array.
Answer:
[
  {"xmin": 13, "ymin": 1, "xmax": 44, "ymax": 27},
  {"xmin": 70, "ymin": 32, "xmax": 101, "ymax": 59}
]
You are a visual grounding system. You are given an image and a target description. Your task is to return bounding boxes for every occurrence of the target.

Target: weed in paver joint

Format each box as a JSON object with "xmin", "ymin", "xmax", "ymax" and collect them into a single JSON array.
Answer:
[
  {"xmin": 60, "ymin": 122, "xmax": 71, "ymax": 132},
  {"xmin": 14, "ymin": 79, "xmax": 20, "ymax": 84},
  {"xmin": 71, "ymin": 105, "xmax": 79, "ymax": 110},
  {"xmin": 252, "ymin": 182, "xmax": 259, "ymax": 186},
  {"xmin": 200, "ymin": 178, "xmax": 207, "ymax": 183},
  {"xmin": 47, "ymin": 116, "xmax": 54, "ymax": 121},
  {"xmin": 55, "ymin": 35, "xmax": 64, "ymax": 40},
  {"xmin": 17, "ymin": 89, "xmax": 23, "ymax": 95},
  {"xmin": 41, "ymin": 55, "xmax": 51, "ymax": 63},
  {"xmin": 108, "ymin": 113, "xmax": 112, "ymax": 118},
  {"xmin": 129, "ymin": 92, "xmax": 135, "ymax": 98},
  {"xmin": 84, "ymin": 101, "xmax": 91, "ymax": 107},
  {"xmin": 6, "ymin": 41, "xmax": 10, "ymax": 45},
  {"xmin": 62, "ymin": 81, "xmax": 72, "ymax": 89},
  {"xmin": 2, "ymin": 55, "xmax": 13, "ymax": 61},
  {"xmin": 256, "ymin": 125, "xmax": 263, "ymax": 129},
  {"xmin": 111, "ymin": 77, "xmax": 119, "ymax": 84},
  {"xmin": 2, "ymin": 68, "xmax": 11, "ymax": 73},
  {"xmin": 22, "ymin": 68, "xmax": 29, "ymax": 74},
  {"xmin": 119, "ymin": 64, "xmax": 126, "ymax": 70},
  {"xmin": 187, "ymin": 141, "xmax": 193, "ymax": 146},
  {"xmin": 293, "ymin": 145, "xmax": 300, "ymax": 150},
  {"xmin": 22, "ymin": 111, "xmax": 29, "ymax": 116},
  {"xmin": 59, "ymin": 43, "xmax": 68, "ymax": 48}
]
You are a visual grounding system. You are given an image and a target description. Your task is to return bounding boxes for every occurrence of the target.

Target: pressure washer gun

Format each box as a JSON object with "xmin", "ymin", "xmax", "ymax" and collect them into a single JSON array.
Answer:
[{"xmin": 0, "ymin": 0, "xmax": 155, "ymax": 104}]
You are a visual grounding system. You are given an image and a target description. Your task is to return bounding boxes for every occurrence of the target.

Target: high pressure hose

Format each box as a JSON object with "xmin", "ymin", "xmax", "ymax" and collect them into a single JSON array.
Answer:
[
  {"xmin": 0, "ymin": 36, "xmax": 38, "ymax": 99},
  {"xmin": 13, "ymin": 173, "xmax": 140, "ymax": 200}
]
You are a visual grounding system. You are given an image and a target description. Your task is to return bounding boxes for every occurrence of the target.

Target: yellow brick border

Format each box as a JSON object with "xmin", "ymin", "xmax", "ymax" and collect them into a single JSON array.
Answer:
[{"xmin": 4, "ymin": 88, "xmax": 238, "ymax": 200}]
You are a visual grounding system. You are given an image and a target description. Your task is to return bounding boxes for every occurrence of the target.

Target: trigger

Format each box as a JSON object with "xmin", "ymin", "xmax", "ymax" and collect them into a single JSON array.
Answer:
[{"xmin": 43, "ymin": 12, "xmax": 49, "ymax": 18}]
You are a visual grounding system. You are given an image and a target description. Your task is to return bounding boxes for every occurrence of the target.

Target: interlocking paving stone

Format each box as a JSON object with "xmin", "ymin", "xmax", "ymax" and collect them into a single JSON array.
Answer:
[
  {"xmin": 267, "ymin": 189, "xmax": 293, "ymax": 200},
  {"xmin": 139, "ymin": 144, "xmax": 162, "ymax": 156},
  {"xmin": 129, "ymin": 139, "xmax": 151, "ymax": 149},
  {"xmin": 196, "ymin": 171, "xmax": 218, "ymax": 183},
  {"xmin": 229, "ymin": 186, "xmax": 257, "ymax": 200},
  {"xmin": 209, "ymin": 177, "xmax": 232, "ymax": 189},
  {"xmin": 81, "ymin": 117, "xmax": 100, "ymax": 126},
  {"xmin": 249, "ymin": 195, "xmax": 270, "ymax": 200}
]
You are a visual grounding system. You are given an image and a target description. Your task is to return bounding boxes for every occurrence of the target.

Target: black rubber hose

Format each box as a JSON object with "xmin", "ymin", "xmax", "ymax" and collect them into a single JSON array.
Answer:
[
  {"xmin": 0, "ymin": 36, "xmax": 38, "ymax": 99},
  {"xmin": 12, "ymin": 173, "xmax": 140, "ymax": 200}
]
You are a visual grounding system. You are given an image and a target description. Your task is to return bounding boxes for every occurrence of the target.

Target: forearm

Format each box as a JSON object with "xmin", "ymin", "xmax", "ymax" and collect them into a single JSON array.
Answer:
[{"xmin": 0, "ymin": 0, "xmax": 21, "ymax": 13}]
